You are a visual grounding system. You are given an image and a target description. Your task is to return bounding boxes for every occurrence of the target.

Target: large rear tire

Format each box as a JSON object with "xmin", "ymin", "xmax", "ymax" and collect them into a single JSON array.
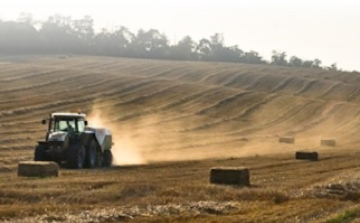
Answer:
[
  {"xmin": 102, "ymin": 150, "xmax": 113, "ymax": 167},
  {"xmin": 85, "ymin": 140, "xmax": 97, "ymax": 168},
  {"xmin": 34, "ymin": 145, "xmax": 46, "ymax": 161},
  {"xmin": 96, "ymin": 151, "xmax": 103, "ymax": 167},
  {"xmin": 66, "ymin": 143, "xmax": 85, "ymax": 169}
]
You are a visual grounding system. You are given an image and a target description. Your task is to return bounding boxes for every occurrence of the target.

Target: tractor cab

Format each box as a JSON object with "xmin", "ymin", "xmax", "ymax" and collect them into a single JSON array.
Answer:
[
  {"xmin": 43, "ymin": 113, "xmax": 88, "ymax": 133},
  {"xmin": 42, "ymin": 113, "xmax": 88, "ymax": 140}
]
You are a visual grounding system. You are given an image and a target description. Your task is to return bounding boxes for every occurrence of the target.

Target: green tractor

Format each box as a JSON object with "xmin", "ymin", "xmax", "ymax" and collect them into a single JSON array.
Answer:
[{"xmin": 35, "ymin": 112, "xmax": 113, "ymax": 169}]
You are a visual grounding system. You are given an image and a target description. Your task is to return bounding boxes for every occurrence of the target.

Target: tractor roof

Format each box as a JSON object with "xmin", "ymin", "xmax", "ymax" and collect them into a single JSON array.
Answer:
[{"xmin": 51, "ymin": 112, "xmax": 86, "ymax": 119}]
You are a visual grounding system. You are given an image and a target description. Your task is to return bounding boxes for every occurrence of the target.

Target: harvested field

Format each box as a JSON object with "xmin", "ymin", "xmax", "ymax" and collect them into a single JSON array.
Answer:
[{"xmin": 0, "ymin": 55, "xmax": 360, "ymax": 222}]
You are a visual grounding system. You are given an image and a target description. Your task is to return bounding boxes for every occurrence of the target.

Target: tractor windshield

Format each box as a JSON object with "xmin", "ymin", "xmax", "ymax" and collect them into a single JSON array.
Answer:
[
  {"xmin": 51, "ymin": 117, "xmax": 86, "ymax": 133},
  {"xmin": 56, "ymin": 120, "xmax": 76, "ymax": 132}
]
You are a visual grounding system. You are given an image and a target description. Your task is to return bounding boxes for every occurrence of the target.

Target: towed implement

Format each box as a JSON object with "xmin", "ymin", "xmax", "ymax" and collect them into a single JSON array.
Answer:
[{"xmin": 34, "ymin": 112, "xmax": 113, "ymax": 169}]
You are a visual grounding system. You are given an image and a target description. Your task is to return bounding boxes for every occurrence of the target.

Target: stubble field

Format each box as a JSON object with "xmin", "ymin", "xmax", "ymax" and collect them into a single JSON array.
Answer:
[{"xmin": 1, "ymin": 55, "xmax": 360, "ymax": 222}]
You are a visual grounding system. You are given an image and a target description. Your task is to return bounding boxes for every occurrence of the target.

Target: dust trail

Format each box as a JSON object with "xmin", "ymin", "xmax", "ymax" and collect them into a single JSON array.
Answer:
[
  {"xmin": 84, "ymin": 103, "xmax": 299, "ymax": 166},
  {"xmin": 84, "ymin": 97, "xmax": 347, "ymax": 166},
  {"xmin": 86, "ymin": 106, "xmax": 146, "ymax": 166}
]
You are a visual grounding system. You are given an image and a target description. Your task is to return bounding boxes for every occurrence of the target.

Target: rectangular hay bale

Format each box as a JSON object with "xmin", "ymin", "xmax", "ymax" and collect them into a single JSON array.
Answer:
[
  {"xmin": 321, "ymin": 139, "xmax": 336, "ymax": 147},
  {"xmin": 18, "ymin": 161, "xmax": 59, "ymax": 177},
  {"xmin": 279, "ymin": 137, "xmax": 295, "ymax": 144},
  {"xmin": 210, "ymin": 167, "xmax": 249, "ymax": 186},
  {"xmin": 295, "ymin": 151, "xmax": 318, "ymax": 161}
]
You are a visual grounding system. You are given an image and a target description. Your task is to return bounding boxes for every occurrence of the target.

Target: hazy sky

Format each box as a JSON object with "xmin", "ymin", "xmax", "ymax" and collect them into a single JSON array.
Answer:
[{"xmin": 0, "ymin": 0, "xmax": 359, "ymax": 71}]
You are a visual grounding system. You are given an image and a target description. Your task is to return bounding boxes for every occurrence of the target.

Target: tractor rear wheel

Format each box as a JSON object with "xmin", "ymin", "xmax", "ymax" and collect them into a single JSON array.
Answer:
[
  {"xmin": 85, "ymin": 140, "xmax": 97, "ymax": 168},
  {"xmin": 66, "ymin": 143, "xmax": 85, "ymax": 169},
  {"xmin": 96, "ymin": 151, "xmax": 103, "ymax": 167},
  {"xmin": 102, "ymin": 150, "xmax": 113, "ymax": 167}
]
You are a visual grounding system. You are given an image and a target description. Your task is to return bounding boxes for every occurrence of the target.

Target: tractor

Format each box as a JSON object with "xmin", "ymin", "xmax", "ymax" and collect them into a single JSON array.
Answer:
[{"xmin": 34, "ymin": 112, "xmax": 113, "ymax": 169}]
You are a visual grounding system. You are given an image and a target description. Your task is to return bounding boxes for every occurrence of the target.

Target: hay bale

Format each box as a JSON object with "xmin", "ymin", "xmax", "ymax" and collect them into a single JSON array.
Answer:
[
  {"xmin": 321, "ymin": 139, "xmax": 336, "ymax": 147},
  {"xmin": 210, "ymin": 167, "xmax": 249, "ymax": 186},
  {"xmin": 295, "ymin": 151, "xmax": 318, "ymax": 161},
  {"xmin": 279, "ymin": 137, "xmax": 295, "ymax": 144},
  {"xmin": 18, "ymin": 161, "xmax": 59, "ymax": 177}
]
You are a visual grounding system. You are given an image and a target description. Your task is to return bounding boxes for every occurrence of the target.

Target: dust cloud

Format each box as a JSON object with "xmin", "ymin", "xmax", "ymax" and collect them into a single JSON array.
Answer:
[
  {"xmin": 84, "ymin": 101, "xmax": 343, "ymax": 166},
  {"xmin": 86, "ymin": 106, "xmax": 146, "ymax": 166},
  {"xmin": 85, "ymin": 103, "xmax": 222, "ymax": 166},
  {"xmin": 85, "ymin": 104, "xmax": 296, "ymax": 166}
]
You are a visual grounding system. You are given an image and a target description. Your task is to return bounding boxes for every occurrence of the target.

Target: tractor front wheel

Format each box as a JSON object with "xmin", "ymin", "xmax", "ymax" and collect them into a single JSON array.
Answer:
[
  {"xmin": 34, "ymin": 145, "xmax": 46, "ymax": 161},
  {"xmin": 66, "ymin": 143, "xmax": 85, "ymax": 169}
]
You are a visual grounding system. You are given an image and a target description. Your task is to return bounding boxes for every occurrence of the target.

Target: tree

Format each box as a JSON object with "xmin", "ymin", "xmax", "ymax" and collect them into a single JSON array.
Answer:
[
  {"xmin": 94, "ymin": 26, "xmax": 134, "ymax": 56},
  {"xmin": 302, "ymin": 60, "xmax": 314, "ymax": 68},
  {"xmin": 209, "ymin": 33, "xmax": 224, "ymax": 61},
  {"xmin": 330, "ymin": 63, "xmax": 337, "ymax": 71},
  {"xmin": 170, "ymin": 36, "xmax": 198, "ymax": 60},
  {"xmin": 271, "ymin": 50, "xmax": 287, "ymax": 66},
  {"xmin": 73, "ymin": 15, "xmax": 94, "ymax": 52},
  {"xmin": 197, "ymin": 38, "xmax": 211, "ymax": 61},
  {"xmin": 132, "ymin": 29, "xmax": 169, "ymax": 58},
  {"xmin": 313, "ymin": 59, "xmax": 322, "ymax": 68},
  {"xmin": 94, "ymin": 28, "xmax": 115, "ymax": 56},
  {"xmin": 39, "ymin": 14, "xmax": 78, "ymax": 53},
  {"xmin": 289, "ymin": 56, "xmax": 303, "ymax": 67},
  {"xmin": 0, "ymin": 20, "xmax": 40, "ymax": 54},
  {"xmin": 207, "ymin": 33, "xmax": 245, "ymax": 62},
  {"xmin": 113, "ymin": 26, "xmax": 135, "ymax": 56},
  {"xmin": 243, "ymin": 51, "xmax": 264, "ymax": 64}
]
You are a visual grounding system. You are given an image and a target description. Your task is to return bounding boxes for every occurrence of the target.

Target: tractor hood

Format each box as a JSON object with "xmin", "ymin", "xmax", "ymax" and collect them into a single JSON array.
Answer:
[{"xmin": 48, "ymin": 132, "xmax": 68, "ymax": 142}]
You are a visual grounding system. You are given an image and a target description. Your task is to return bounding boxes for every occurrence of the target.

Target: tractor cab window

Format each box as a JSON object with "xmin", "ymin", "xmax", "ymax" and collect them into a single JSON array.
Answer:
[
  {"xmin": 77, "ymin": 120, "xmax": 85, "ymax": 132},
  {"xmin": 55, "ymin": 120, "xmax": 76, "ymax": 132}
]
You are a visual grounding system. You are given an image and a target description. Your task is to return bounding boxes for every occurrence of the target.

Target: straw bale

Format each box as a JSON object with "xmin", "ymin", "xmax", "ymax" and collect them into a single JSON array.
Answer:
[
  {"xmin": 18, "ymin": 161, "xmax": 59, "ymax": 177},
  {"xmin": 321, "ymin": 139, "xmax": 336, "ymax": 147},
  {"xmin": 210, "ymin": 167, "xmax": 249, "ymax": 186},
  {"xmin": 295, "ymin": 151, "xmax": 318, "ymax": 161},
  {"xmin": 279, "ymin": 137, "xmax": 295, "ymax": 144}
]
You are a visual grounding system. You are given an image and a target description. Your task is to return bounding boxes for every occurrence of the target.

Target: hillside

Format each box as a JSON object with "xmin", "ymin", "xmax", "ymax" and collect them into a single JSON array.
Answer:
[
  {"xmin": 1, "ymin": 55, "xmax": 360, "ymax": 222},
  {"xmin": 1, "ymin": 55, "xmax": 360, "ymax": 164}
]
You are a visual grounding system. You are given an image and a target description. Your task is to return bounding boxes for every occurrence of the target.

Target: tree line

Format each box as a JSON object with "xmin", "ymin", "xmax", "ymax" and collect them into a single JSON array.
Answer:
[{"xmin": 0, "ymin": 14, "xmax": 336, "ymax": 70}]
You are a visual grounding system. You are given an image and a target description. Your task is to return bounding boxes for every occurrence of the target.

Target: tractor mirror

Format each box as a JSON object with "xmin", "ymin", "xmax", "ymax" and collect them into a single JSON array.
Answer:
[
  {"xmin": 84, "ymin": 120, "xmax": 88, "ymax": 126},
  {"xmin": 41, "ymin": 119, "xmax": 47, "ymax": 125}
]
